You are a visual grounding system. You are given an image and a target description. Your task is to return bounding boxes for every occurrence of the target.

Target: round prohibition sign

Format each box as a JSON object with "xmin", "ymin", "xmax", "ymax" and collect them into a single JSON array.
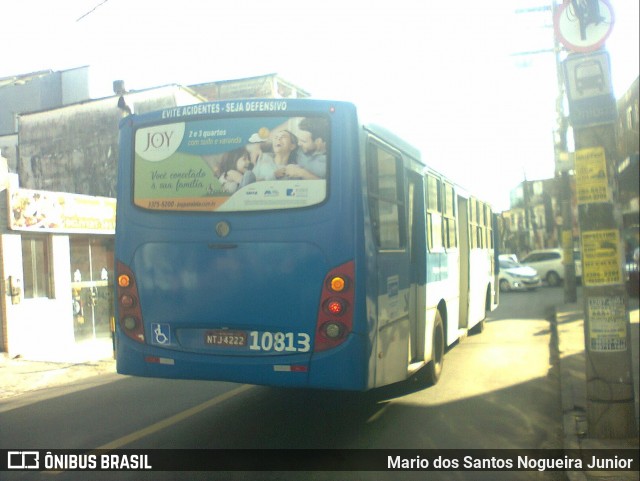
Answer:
[{"xmin": 554, "ymin": 0, "xmax": 615, "ymax": 53}]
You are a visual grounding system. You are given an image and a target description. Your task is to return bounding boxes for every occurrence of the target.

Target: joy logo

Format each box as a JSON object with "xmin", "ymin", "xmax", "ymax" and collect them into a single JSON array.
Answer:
[
  {"xmin": 135, "ymin": 122, "xmax": 185, "ymax": 162},
  {"xmin": 143, "ymin": 131, "xmax": 174, "ymax": 151}
]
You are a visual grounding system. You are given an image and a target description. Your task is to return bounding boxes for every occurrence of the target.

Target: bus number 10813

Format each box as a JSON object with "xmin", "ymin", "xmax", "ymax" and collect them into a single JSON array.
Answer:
[
  {"xmin": 205, "ymin": 330, "xmax": 311, "ymax": 353},
  {"xmin": 249, "ymin": 331, "xmax": 311, "ymax": 353}
]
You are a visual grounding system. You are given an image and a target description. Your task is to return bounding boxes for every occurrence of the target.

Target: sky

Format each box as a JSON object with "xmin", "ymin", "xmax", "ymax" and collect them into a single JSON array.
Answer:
[{"xmin": 1, "ymin": 0, "xmax": 638, "ymax": 211}]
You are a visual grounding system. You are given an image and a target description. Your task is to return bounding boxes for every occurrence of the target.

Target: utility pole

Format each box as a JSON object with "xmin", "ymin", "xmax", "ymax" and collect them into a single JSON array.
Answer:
[
  {"xmin": 574, "ymin": 126, "xmax": 636, "ymax": 438},
  {"xmin": 552, "ymin": 13, "xmax": 578, "ymax": 303},
  {"xmin": 560, "ymin": 168, "xmax": 577, "ymax": 302},
  {"xmin": 555, "ymin": 0, "xmax": 637, "ymax": 438}
]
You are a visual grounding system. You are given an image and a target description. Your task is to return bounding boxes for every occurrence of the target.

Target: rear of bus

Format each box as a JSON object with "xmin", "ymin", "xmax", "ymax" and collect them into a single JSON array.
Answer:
[{"xmin": 114, "ymin": 99, "xmax": 369, "ymax": 390}]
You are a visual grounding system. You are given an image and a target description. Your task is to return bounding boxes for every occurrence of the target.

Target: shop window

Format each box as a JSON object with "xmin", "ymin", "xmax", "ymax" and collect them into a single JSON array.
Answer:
[
  {"xmin": 21, "ymin": 237, "xmax": 51, "ymax": 299},
  {"xmin": 70, "ymin": 237, "xmax": 115, "ymax": 342},
  {"xmin": 70, "ymin": 237, "xmax": 114, "ymax": 284}
]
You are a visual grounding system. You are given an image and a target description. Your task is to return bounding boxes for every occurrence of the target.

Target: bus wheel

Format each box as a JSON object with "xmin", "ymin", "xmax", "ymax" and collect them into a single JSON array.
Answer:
[{"xmin": 424, "ymin": 310, "xmax": 444, "ymax": 386}]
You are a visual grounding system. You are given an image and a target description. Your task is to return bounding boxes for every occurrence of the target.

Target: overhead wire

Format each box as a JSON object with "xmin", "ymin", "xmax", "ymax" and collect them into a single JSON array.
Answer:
[{"xmin": 76, "ymin": 0, "xmax": 111, "ymax": 22}]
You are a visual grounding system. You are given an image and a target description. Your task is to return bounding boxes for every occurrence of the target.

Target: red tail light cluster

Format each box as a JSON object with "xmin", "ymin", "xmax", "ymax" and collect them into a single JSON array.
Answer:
[
  {"xmin": 314, "ymin": 261, "xmax": 355, "ymax": 352},
  {"xmin": 116, "ymin": 261, "xmax": 145, "ymax": 343}
]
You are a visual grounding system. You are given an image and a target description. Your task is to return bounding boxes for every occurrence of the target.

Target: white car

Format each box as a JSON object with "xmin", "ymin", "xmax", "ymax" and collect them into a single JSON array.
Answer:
[
  {"xmin": 498, "ymin": 258, "xmax": 541, "ymax": 292},
  {"xmin": 520, "ymin": 248, "xmax": 582, "ymax": 287}
]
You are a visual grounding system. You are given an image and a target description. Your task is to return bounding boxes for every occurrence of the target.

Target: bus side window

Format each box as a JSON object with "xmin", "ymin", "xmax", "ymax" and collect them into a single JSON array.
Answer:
[
  {"xmin": 443, "ymin": 183, "xmax": 457, "ymax": 249},
  {"xmin": 427, "ymin": 175, "xmax": 443, "ymax": 251},
  {"xmin": 469, "ymin": 200, "xmax": 477, "ymax": 248},
  {"xmin": 485, "ymin": 205, "xmax": 493, "ymax": 248},
  {"xmin": 476, "ymin": 201, "xmax": 483, "ymax": 249},
  {"xmin": 366, "ymin": 139, "xmax": 405, "ymax": 250}
]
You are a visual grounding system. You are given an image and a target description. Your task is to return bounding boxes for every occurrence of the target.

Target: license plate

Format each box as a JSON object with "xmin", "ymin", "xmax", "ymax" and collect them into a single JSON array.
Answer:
[{"xmin": 204, "ymin": 330, "xmax": 247, "ymax": 347}]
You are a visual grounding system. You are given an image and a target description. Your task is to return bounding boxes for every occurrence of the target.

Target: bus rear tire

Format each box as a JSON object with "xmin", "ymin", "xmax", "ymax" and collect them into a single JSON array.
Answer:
[{"xmin": 424, "ymin": 310, "xmax": 444, "ymax": 386}]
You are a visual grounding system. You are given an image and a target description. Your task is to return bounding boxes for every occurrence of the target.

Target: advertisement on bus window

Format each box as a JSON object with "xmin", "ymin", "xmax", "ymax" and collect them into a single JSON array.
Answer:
[{"xmin": 133, "ymin": 116, "xmax": 328, "ymax": 212}]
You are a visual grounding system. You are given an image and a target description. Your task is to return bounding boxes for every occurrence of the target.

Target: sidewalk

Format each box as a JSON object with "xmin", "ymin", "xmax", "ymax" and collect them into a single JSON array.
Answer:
[
  {"xmin": 0, "ymin": 338, "xmax": 115, "ymax": 400},
  {"xmin": 556, "ymin": 294, "xmax": 640, "ymax": 481}
]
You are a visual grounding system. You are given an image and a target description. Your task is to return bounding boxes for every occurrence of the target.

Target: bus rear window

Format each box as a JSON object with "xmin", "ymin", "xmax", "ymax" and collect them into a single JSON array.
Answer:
[{"xmin": 133, "ymin": 115, "xmax": 328, "ymax": 212}]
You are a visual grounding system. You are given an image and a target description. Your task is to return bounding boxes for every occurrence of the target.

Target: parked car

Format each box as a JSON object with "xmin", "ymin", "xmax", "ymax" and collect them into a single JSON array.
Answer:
[
  {"xmin": 520, "ymin": 248, "xmax": 582, "ymax": 287},
  {"xmin": 498, "ymin": 258, "xmax": 541, "ymax": 292},
  {"xmin": 498, "ymin": 253, "xmax": 519, "ymax": 263}
]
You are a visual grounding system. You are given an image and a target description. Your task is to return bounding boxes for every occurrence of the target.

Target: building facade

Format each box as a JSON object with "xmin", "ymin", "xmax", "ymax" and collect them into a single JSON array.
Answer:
[
  {"xmin": 189, "ymin": 73, "xmax": 310, "ymax": 101},
  {"xmin": 0, "ymin": 67, "xmax": 91, "ymax": 174},
  {"xmin": 0, "ymin": 78, "xmax": 204, "ymax": 360},
  {"xmin": 0, "ymin": 175, "xmax": 117, "ymax": 359},
  {"xmin": 500, "ymin": 178, "xmax": 562, "ymax": 258},
  {"xmin": 615, "ymin": 76, "xmax": 639, "ymax": 253}
]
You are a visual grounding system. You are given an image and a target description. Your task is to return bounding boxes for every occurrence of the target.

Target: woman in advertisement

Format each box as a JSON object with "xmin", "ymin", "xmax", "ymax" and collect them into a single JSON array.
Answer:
[{"xmin": 253, "ymin": 130, "xmax": 299, "ymax": 181}]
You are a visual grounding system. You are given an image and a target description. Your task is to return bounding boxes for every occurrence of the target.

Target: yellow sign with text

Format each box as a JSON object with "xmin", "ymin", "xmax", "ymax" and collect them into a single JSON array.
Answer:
[
  {"xmin": 575, "ymin": 147, "xmax": 609, "ymax": 204},
  {"xmin": 581, "ymin": 229, "xmax": 622, "ymax": 286}
]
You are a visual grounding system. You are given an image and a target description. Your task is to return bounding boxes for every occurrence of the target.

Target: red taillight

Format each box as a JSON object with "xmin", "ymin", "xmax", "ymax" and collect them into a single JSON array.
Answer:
[
  {"xmin": 324, "ymin": 298, "xmax": 346, "ymax": 315},
  {"xmin": 120, "ymin": 294, "xmax": 135, "ymax": 309},
  {"xmin": 116, "ymin": 261, "xmax": 145, "ymax": 343},
  {"xmin": 314, "ymin": 261, "xmax": 355, "ymax": 352}
]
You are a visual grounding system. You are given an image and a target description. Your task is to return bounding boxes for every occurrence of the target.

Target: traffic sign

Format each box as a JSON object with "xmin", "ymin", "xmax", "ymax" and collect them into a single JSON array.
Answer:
[
  {"xmin": 554, "ymin": 0, "xmax": 614, "ymax": 53},
  {"xmin": 563, "ymin": 50, "xmax": 616, "ymax": 127}
]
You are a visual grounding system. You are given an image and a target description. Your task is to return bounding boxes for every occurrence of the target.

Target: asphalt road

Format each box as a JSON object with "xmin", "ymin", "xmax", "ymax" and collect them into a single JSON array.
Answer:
[{"xmin": 1, "ymin": 286, "xmax": 568, "ymax": 481}]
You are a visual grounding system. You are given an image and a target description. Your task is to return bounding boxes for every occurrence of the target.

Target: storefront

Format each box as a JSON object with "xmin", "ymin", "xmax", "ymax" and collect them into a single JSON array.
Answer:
[
  {"xmin": 1, "ymin": 184, "xmax": 116, "ymax": 361},
  {"xmin": 70, "ymin": 236, "xmax": 114, "ymax": 343}
]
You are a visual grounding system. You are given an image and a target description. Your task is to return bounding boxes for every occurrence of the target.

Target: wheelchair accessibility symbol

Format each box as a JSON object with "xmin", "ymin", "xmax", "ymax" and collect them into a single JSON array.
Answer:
[{"xmin": 151, "ymin": 323, "xmax": 171, "ymax": 345}]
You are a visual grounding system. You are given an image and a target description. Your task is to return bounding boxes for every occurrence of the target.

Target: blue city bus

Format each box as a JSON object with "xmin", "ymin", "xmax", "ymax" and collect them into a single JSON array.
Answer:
[{"xmin": 114, "ymin": 98, "xmax": 497, "ymax": 391}]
